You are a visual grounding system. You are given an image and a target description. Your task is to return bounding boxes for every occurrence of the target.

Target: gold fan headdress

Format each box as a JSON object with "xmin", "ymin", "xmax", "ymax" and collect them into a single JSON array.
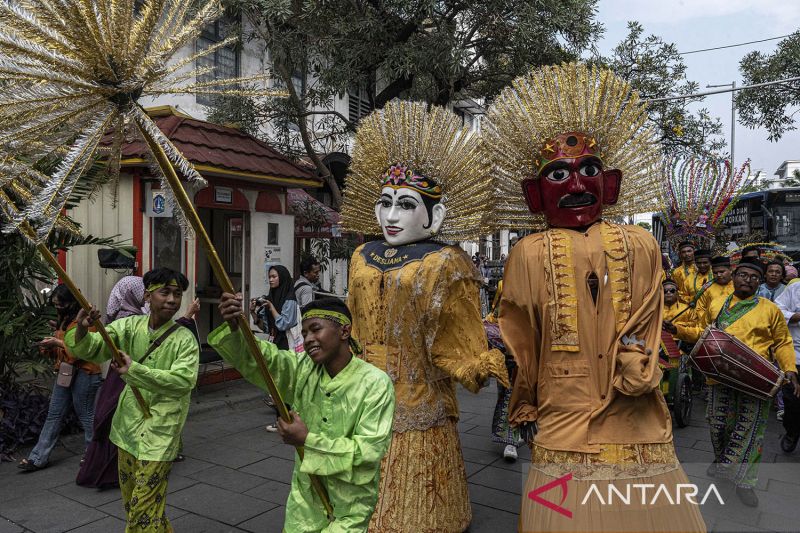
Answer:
[
  {"xmin": 341, "ymin": 100, "xmax": 493, "ymax": 241},
  {"xmin": 482, "ymin": 62, "xmax": 662, "ymax": 229}
]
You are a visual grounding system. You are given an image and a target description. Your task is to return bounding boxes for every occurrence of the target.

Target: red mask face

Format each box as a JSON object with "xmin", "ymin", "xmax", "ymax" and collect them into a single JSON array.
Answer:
[{"xmin": 522, "ymin": 155, "xmax": 622, "ymax": 228}]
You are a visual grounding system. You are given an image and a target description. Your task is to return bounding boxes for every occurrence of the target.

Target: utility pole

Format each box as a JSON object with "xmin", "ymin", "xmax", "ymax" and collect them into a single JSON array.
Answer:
[{"xmin": 707, "ymin": 81, "xmax": 736, "ymax": 168}]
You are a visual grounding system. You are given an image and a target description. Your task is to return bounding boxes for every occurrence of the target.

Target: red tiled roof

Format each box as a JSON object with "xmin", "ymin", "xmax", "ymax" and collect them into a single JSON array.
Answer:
[
  {"xmin": 112, "ymin": 107, "xmax": 320, "ymax": 186},
  {"xmin": 287, "ymin": 188, "xmax": 341, "ymax": 225}
]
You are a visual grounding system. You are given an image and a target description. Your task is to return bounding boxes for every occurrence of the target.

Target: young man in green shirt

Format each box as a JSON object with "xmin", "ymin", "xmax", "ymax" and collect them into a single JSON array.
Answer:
[
  {"xmin": 209, "ymin": 294, "xmax": 395, "ymax": 532},
  {"xmin": 65, "ymin": 268, "xmax": 199, "ymax": 532}
]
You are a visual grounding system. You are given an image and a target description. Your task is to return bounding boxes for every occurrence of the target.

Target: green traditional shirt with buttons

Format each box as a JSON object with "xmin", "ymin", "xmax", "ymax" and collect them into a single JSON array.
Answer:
[
  {"xmin": 207, "ymin": 323, "xmax": 395, "ymax": 533},
  {"xmin": 64, "ymin": 314, "xmax": 199, "ymax": 462}
]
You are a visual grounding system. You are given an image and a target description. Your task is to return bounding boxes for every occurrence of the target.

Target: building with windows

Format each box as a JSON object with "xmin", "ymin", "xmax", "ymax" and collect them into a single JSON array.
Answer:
[{"xmin": 66, "ymin": 106, "xmax": 321, "ymax": 343}]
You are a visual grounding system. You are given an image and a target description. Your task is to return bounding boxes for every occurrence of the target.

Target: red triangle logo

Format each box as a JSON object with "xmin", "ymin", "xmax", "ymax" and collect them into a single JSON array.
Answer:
[{"xmin": 527, "ymin": 472, "xmax": 573, "ymax": 518}]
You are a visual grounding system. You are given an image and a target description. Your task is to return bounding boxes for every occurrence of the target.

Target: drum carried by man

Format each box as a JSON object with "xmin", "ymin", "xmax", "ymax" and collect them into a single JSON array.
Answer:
[{"xmin": 665, "ymin": 257, "xmax": 800, "ymax": 507}]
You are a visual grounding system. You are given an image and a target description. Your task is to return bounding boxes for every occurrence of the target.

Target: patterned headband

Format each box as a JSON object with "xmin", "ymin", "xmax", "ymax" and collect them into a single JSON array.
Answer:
[
  {"xmin": 381, "ymin": 164, "xmax": 442, "ymax": 199},
  {"xmin": 301, "ymin": 309, "xmax": 363, "ymax": 356},
  {"xmin": 535, "ymin": 132, "xmax": 604, "ymax": 174},
  {"xmin": 146, "ymin": 279, "xmax": 179, "ymax": 292}
]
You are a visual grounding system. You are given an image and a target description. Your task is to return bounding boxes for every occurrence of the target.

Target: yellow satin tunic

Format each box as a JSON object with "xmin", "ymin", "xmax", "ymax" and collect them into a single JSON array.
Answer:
[{"xmin": 671, "ymin": 263, "xmax": 697, "ymax": 303}]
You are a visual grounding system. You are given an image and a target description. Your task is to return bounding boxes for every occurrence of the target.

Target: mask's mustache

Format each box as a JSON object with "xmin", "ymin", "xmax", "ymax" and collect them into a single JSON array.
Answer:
[{"xmin": 558, "ymin": 193, "xmax": 597, "ymax": 208}]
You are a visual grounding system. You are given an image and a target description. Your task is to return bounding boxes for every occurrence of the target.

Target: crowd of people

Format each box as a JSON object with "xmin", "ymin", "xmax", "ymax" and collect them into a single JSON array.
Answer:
[{"xmin": 662, "ymin": 243, "xmax": 800, "ymax": 507}]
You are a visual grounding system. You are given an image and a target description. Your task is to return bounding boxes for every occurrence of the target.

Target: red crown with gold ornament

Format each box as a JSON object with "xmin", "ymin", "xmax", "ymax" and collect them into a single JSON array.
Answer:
[{"xmin": 534, "ymin": 131, "xmax": 603, "ymax": 175}]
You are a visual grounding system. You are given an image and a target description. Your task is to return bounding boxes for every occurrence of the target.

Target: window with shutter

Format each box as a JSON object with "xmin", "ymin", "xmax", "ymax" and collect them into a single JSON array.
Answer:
[{"xmin": 196, "ymin": 18, "xmax": 240, "ymax": 106}]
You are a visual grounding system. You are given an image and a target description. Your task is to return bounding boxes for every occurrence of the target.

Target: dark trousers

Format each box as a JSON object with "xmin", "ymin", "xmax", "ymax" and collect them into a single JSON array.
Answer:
[{"xmin": 782, "ymin": 382, "xmax": 800, "ymax": 438}]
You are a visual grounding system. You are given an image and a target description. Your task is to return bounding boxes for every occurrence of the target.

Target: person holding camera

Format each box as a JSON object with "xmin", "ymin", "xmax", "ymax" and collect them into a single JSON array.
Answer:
[
  {"xmin": 251, "ymin": 264, "xmax": 300, "ymax": 432},
  {"xmin": 250, "ymin": 265, "xmax": 298, "ymax": 351}
]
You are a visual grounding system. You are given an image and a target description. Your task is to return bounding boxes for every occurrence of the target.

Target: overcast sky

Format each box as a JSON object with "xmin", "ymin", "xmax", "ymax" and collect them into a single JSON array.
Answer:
[{"xmin": 595, "ymin": 0, "xmax": 800, "ymax": 178}]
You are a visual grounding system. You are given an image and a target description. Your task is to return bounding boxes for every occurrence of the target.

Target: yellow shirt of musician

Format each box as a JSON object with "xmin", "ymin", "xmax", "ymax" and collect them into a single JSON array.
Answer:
[
  {"xmin": 672, "ymin": 263, "xmax": 697, "ymax": 303},
  {"xmin": 691, "ymin": 281, "xmax": 734, "ymax": 325},
  {"xmin": 676, "ymin": 294, "xmax": 797, "ymax": 374},
  {"xmin": 663, "ymin": 302, "xmax": 692, "ymax": 343},
  {"xmin": 680, "ymin": 270, "xmax": 711, "ymax": 305}
]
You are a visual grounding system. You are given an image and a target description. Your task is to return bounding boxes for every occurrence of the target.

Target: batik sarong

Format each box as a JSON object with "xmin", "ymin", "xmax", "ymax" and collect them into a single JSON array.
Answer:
[
  {"xmin": 706, "ymin": 383, "xmax": 771, "ymax": 488},
  {"xmin": 118, "ymin": 448, "xmax": 173, "ymax": 532}
]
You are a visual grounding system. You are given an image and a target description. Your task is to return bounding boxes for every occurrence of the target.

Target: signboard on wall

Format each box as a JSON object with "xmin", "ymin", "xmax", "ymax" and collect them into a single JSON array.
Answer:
[
  {"xmin": 145, "ymin": 184, "xmax": 173, "ymax": 217},
  {"xmin": 264, "ymin": 245, "xmax": 282, "ymax": 287},
  {"xmin": 215, "ymin": 186, "xmax": 233, "ymax": 204},
  {"xmin": 722, "ymin": 204, "xmax": 748, "ymax": 237}
]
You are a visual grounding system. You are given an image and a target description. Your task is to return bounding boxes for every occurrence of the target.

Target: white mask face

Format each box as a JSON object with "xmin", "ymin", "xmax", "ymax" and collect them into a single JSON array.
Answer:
[{"xmin": 374, "ymin": 186, "xmax": 446, "ymax": 246}]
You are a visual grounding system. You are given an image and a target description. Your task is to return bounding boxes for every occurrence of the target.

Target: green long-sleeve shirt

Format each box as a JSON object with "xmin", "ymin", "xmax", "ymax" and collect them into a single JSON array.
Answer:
[
  {"xmin": 64, "ymin": 315, "xmax": 199, "ymax": 461},
  {"xmin": 207, "ymin": 323, "xmax": 395, "ymax": 533}
]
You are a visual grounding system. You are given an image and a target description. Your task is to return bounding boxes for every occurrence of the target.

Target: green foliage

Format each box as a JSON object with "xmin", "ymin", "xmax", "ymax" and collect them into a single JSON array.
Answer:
[
  {"xmin": 737, "ymin": 32, "xmax": 800, "ymax": 141},
  {"xmin": 330, "ymin": 235, "xmax": 360, "ymax": 261},
  {"xmin": 785, "ymin": 169, "xmax": 800, "ymax": 188},
  {"xmin": 0, "ymin": 230, "xmax": 122, "ymax": 388},
  {"xmin": 601, "ymin": 22, "xmax": 726, "ymax": 158}
]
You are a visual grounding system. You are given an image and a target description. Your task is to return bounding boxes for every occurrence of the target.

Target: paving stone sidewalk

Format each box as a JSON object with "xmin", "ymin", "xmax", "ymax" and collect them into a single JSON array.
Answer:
[{"xmin": 1, "ymin": 379, "xmax": 798, "ymax": 532}]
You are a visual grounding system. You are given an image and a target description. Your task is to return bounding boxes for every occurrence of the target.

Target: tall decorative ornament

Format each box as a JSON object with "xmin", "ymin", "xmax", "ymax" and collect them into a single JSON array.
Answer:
[
  {"xmin": 0, "ymin": 0, "xmax": 333, "ymax": 518},
  {"xmin": 656, "ymin": 157, "xmax": 754, "ymax": 249},
  {"xmin": 482, "ymin": 62, "xmax": 662, "ymax": 229}
]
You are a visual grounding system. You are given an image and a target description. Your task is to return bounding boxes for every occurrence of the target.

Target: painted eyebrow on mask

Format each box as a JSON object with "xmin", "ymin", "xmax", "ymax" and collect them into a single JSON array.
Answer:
[{"xmin": 397, "ymin": 194, "xmax": 419, "ymax": 203}]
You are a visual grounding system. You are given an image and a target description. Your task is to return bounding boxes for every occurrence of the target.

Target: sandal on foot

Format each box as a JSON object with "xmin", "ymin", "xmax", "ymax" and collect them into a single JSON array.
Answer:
[{"xmin": 18, "ymin": 458, "xmax": 47, "ymax": 472}]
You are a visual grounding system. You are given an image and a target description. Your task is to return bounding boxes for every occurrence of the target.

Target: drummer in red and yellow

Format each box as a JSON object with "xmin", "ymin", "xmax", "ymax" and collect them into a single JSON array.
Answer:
[{"xmin": 666, "ymin": 257, "xmax": 800, "ymax": 507}]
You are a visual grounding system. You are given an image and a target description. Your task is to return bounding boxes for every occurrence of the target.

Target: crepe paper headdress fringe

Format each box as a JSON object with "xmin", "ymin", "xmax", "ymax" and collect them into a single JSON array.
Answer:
[
  {"xmin": 656, "ymin": 157, "xmax": 754, "ymax": 248},
  {"xmin": 0, "ymin": 0, "xmax": 285, "ymax": 244}
]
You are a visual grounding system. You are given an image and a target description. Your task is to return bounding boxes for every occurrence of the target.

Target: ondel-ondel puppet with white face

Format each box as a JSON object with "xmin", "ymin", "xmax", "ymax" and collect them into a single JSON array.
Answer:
[{"xmin": 374, "ymin": 165, "xmax": 447, "ymax": 246}]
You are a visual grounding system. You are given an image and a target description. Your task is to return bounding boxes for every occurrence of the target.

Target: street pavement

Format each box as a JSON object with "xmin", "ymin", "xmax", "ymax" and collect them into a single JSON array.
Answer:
[{"xmin": 1, "ymin": 377, "xmax": 798, "ymax": 533}]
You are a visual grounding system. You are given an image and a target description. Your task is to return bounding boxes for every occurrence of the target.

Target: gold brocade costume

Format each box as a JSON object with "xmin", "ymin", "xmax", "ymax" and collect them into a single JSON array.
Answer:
[
  {"xmin": 349, "ymin": 241, "xmax": 507, "ymax": 533},
  {"xmin": 500, "ymin": 222, "xmax": 706, "ymax": 532}
]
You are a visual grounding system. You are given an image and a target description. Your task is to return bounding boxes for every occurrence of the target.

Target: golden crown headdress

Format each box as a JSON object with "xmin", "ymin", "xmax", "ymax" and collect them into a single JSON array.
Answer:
[
  {"xmin": 482, "ymin": 62, "xmax": 662, "ymax": 229},
  {"xmin": 341, "ymin": 100, "xmax": 493, "ymax": 240}
]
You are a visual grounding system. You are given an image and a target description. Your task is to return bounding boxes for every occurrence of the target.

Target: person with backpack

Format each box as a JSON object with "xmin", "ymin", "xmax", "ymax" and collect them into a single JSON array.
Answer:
[{"xmin": 295, "ymin": 256, "xmax": 321, "ymax": 307}]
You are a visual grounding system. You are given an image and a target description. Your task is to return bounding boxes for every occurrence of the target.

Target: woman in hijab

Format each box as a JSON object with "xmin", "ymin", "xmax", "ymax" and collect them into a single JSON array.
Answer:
[
  {"xmin": 249, "ymin": 264, "xmax": 298, "ymax": 432},
  {"xmin": 76, "ymin": 277, "xmax": 146, "ymax": 488},
  {"xmin": 105, "ymin": 276, "xmax": 147, "ymax": 322},
  {"xmin": 250, "ymin": 264, "xmax": 297, "ymax": 350}
]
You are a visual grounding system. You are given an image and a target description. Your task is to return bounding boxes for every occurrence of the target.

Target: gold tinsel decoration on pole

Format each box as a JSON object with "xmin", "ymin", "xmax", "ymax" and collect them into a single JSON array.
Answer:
[
  {"xmin": 481, "ymin": 62, "xmax": 662, "ymax": 230},
  {"xmin": 341, "ymin": 100, "xmax": 496, "ymax": 240},
  {"xmin": 0, "ymin": 0, "xmax": 334, "ymax": 518}
]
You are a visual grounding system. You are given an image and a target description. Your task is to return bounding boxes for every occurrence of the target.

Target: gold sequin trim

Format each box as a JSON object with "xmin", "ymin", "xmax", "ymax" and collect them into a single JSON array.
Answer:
[
  {"xmin": 545, "ymin": 229, "xmax": 579, "ymax": 351},
  {"xmin": 601, "ymin": 222, "xmax": 633, "ymax": 334},
  {"xmin": 531, "ymin": 442, "xmax": 679, "ymax": 481}
]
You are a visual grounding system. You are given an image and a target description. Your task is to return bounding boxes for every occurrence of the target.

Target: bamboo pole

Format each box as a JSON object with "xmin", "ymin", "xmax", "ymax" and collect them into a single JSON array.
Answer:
[
  {"xmin": 21, "ymin": 221, "xmax": 151, "ymax": 418},
  {"xmin": 137, "ymin": 122, "xmax": 334, "ymax": 520}
]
